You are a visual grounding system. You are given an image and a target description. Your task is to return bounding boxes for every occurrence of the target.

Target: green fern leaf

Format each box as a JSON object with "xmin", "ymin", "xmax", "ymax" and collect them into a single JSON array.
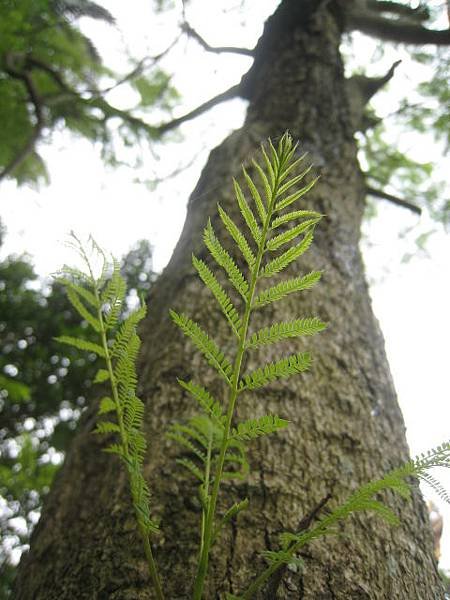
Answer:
[
  {"xmin": 177, "ymin": 379, "xmax": 224, "ymax": 426},
  {"xmin": 218, "ymin": 204, "xmax": 256, "ymax": 268},
  {"xmin": 246, "ymin": 317, "xmax": 327, "ymax": 349},
  {"xmin": 267, "ymin": 217, "xmax": 321, "ymax": 252},
  {"xmin": 233, "ymin": 179, "xmax": 261, "ymax": 243},
  {"xmin": 240, "ymin": 352, "xmax": 311, "ymax": 391},
  {"xmin": 111, "ymin": 304, "xmax": 147, "ymax": 358},
  {"xmin": 203, "ymin": 220, "xmax": 249, "ymax": 299},
  {"xmin": 253, "ymin": 271, "xmax": 322, "ymax": 308},
  {"xmin": 102, "ymin": 258, "xmax": 127, "ymax": 329},
  {"xmin": 243, "ymin": 167, "xmax": 266, "ymax": 223},
  {"xmin": 278, "ymin": 151, "xmax": 307, "ymax": 184},
  {"xmin": 275, "ymin": 171, "xmax": 318, "ymax": 212},
  {"xmin": 56, "ymin": 277, "xmax": 97, "ymax": 307},
  {"xmin": 103, "ymin": 443, "xmax": 125, "ymax": 458},
  {"xmin": 231, "ymin": 415, "xmax": 289, "ymax": 441},
  {"xmin": 276, "ymin": 165, "xmax": 314, "ymax": 199},
  {"xmin": 252, "ymin": 158, "xmax": 272, "ymax": 205},
  {"xmin": 260, "ymin": 144, "xmax": 276, "ymax": 188},
  {"xmin": 95, "ymin": 421, "xmax": 121, "ymax": 435},
  {"xmin": 170, "ymin": 310, "xmax": 233, "ymax": 384},
  {"xmin": 176, "ymin": 457, "xmax": 205, "ymax": 482},
  {"xmin": 99, "ymin": 396, "xmax": 116, "ymax": 414},
  {"xmin": 94, "ymin": 368, "xmax": 110, "ymax": 383},
  {"xmin": 192, "ymin": 256, "xmax": 242, "ymax": 337},
  {"xmin": 261, "ymin": 230, "xmax": 315, "ymax": 278},
  {"xmin": 54, "ymin": 335, "xmax": 106, "ymax": 357},
  {"xmin": 167, "ymin": 429, "xmax": 208, "ymax": 463},
  {"xmin": 212, "ymin": 498, "xmax": 249, "ymax": 543},
  {"xmin": 271, "ymin": 209, "xmax": 323, "ymax": 230},
  {"xmin": 66, "ymin": 288, "xmax": 101, "ymax": 332}
]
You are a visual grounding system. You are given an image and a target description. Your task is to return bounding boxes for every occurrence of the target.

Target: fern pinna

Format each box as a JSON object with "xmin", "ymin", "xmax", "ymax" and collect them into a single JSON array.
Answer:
[
  {"xmin": 55, "ymin": 235, "xmax": 164, "ymax": 600},
  {"xmin": 170, "ymin": 133, "xmax": 327, "ymax": 599}
]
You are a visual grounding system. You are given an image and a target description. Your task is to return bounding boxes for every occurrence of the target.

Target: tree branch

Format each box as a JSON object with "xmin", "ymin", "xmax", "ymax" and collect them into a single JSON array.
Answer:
[
  {"xmin": 0, "ymin": 54, "xmax": 44, "ymax": 182},
  {"xmin": 157, "ymin": 83, "xmax": 241, "ymax": 134},
  {"xmin": 182, "ymin": 22, "xmax": 254, "ymax": 57},
  {"xmin": 367, "ymin": 1, "xmax": 430, "ymax": 23},
  {"xmin": 347, "ymin": 10, "xmax": 450, "ymax": 45},
  {"xmin": 366, "ymin": 185, "xmax": 422, "ymax": 215}
]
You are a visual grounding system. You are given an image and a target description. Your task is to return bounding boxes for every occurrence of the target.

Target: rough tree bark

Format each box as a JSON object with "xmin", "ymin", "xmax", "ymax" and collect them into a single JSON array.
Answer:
[{"xmin": 15, "ymin": 1, "xmax": 444, "ymax": 598}]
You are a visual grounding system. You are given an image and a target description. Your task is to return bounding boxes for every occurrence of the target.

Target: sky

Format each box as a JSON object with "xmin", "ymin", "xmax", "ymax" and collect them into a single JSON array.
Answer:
[{"xmin": 1, "ymin": 0, "xmax": 450, "ymax": 570}]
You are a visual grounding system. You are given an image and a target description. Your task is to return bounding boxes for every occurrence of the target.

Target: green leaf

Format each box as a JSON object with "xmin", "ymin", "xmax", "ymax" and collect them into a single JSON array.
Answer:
[
  {"xmin": 271, "ymin": 209, "xmax": 323, "ymax": 230},
  {"xmin": 167, "ymin": 429, "xmax": 208, "ymax": 463},
  {"xmin": 94, "ymin": 368, "xmax": 110, "ymax": 383},
  {"xmin": 56, "ymin": 277, "xmax": 98, "ymax": 307},
  {"xmin": 218, "ymin": 204, "xmax": 256, "ymax": 268},
  {"xmin": 212, "ymin": 498, "xmax": 249, "ymax": 543},
  {"xmin": 246, "ymin": 317, "xmax": 327, "ymax": 349},
  {"xmin": 233, "ymin": 179, "xmax": 262, "ymax": 243},
  {"xmin": 266, "ymin": 217, "xmax": 321, "ymax": 252},
  {"xmin": 66, "ymin": 288, "xmax": 101, "ymax": 332},
  {"xmin": 192, "ymin": 255, "xmax": 242, "ymax": 337},
  {"xmin": 170, "ymin": 310, "xmax": 233, "ymax": 384},
  {"xmin": 203, "ymin": 220, "xmax": 249, "ymax": 299},
  {"xmin": 55, "ymin": 335, "xmax": 106, "ymax": 357},
  {"xmin": 243, "ymin": 167, "xmax": 266, "ymax": 223},
  {"xmin": 276, "ymin": 165, "xmax": 313, "ymax": 199},
  {"xmin": 252, "ymin": 158, "xmax": 272, "ymax": 205},
  {"xmin": 177, "ymin": 379, "xmax": 224, "ymax": 426},
  {"xmin": 231, "ymin": 415, "xmax": 289, "ymax": 441},
  {"xmin": 253, "ymin": 271, "xmax": 322, "ymax": 308},
  {"xmin": 95, "ymin": 421, "xmax": 121, "ymax": 435},
  {"xmin": 240, "ymin": 352, "xmax": 311, "ymax": 391},
  {"xmin": 261, "ymin": 229, "xmax": 315, "ymax": 278},
  {"xmin": 176, "ymin": 458, "xmax": 204, "ymax": 482},
  {"xmin": 98, "ymin": 396, "xmax": 116, "ymax": 414}
]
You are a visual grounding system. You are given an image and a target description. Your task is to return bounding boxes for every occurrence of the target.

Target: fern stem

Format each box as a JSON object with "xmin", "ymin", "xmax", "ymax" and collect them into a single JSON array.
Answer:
[
  {"xmin": 192, "ymin": 150, "xmax": 283, "ymax": 599},
  {"xmin": 93, "ymin": 284, "xmax": 165, "ymax": 600}
]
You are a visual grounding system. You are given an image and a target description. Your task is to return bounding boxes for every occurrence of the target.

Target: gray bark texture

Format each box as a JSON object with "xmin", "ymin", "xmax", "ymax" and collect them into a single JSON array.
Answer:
[{"xmin": 14, "ymin": 0, "xmax": 444, "ymax": 598}]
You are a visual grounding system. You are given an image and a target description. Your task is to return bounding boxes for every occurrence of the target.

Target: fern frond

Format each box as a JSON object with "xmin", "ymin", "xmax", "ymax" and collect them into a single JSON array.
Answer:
[
  {"xmin": 212, "ymin": 498, "xmax": 249, "ymax": 543},
  {"xmin": 240, "ymin": 352, "xmax": 311, "ymax": 391},
  {"xmin": 102, "ymin": 258, "xmax": 127, "ymax": 329},
  {"xmin": 253, "ymin": 271, "xmax": 322, "ymax": 308},
  {"xmin": 243, "ymin": 167, "xmax": 266, "ymax": 223},
  {"xmin": 167, "ymin": 428, "xmax": 208, "ymax": 464},
  {"xmin": 246, "ymin": 318, "xmax": 327, "ymax": 349},
  {"xmin": 54, "ymin": 335, "xmax": 106, "ymax": 357},
  {"xmin": 170, "ymin": 310, "xmax": 233, "ymax": 385},
  {"xmin": 66, "ymin": 287, "xmax": 101, "ymax": 332},
  {"xmin": 111, "ymin": 304, "xmax": 147, "ymax": 358},
  {"xmin": 233, "ymin": 179, "xmax": 261, "ymax": 243},
  {"xmin": 275, "ymin": 171, "xmax": 318, "ymax": 212},
  {"xmin": 94, "ymin": 368, "xmax": 110, "ymax": 383},
  {"xmin": 231, "ymin": 415, "xmax": 289, "ymax": 441},
  {"xmin": 252, "ymin": 158, "xmax": 271, "ymax": 205},
  {"xmin": 56, "ymin": 276, "xmax": 97, "ymax": 307},
  {"xmin": 95, "ymin": 421, "xmax": 121, "ymax": 435},
  {"xmin": 99, "ymin": 396, "xmax": 116, "ymax": 414},
  {"xmin": 176, "ymin": 457, "xmax": 205, "ymax": 482},
  {"xmin": 177, "ymin": 379, "xmax": 224, "ymax": 427},
  {"xmin": 260, "ymin": 144, "xmax": 276, "ymax": 188},
  {"xmin": 266, "ymin": 217, "xmax": 321, "ymax": 252},
  {"xmin": 276, "ymin": 165, "xmax": 314, "ymax": 199},
  {"xmin": 271, "ymin": 209, "xmax": 323, "ymax": 230},
  {"xmin": 218, "ymin": 204, "xmax": 256, "ymax": 268},
  {"xmin": 192, "ymin": 256, "xmax": 242, "ymax": 338},
  {"xmin": 203, "ymin": 220, "xmax": 249, "ymax": 299},
  {"xmin": 261, "ymin": 230, "xmax": 315, "ymax": 278}
]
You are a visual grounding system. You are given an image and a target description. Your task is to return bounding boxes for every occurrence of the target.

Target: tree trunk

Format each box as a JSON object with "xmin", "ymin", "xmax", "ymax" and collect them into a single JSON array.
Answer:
[{"xmin": 15, "ymin": 1, "xmax": 443, "ymax": 598}]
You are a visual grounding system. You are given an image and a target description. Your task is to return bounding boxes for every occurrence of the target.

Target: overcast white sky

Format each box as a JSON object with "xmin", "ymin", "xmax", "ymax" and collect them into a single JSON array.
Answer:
[{"xmin": 1, "ymin": 0, "xmax": 450, "ymax": 569}]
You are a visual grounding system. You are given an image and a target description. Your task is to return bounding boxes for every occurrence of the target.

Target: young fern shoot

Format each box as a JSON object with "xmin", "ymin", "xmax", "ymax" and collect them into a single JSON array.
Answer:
[
  {"xmin": 170, "ymin": 133, "xmax": 327, "ymax": 599},
  {"xmin": 55, "ymin": 235, "xmax": 164, "ymax": 600}
]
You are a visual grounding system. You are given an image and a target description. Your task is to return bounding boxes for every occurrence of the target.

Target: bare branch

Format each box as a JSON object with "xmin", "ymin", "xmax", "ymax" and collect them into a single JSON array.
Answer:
[
  {"xmin": 347, "ymin": 10, "xmax": 450, "ymax": 45},
  {"xmin": 157, "ymin": 83, "xmax": 241, "ymax": 134},
  {"xmin": 182, "ymin": 22, "xmax": 254, "ymax": 57},
  {"xmin": 366, "ymin": 185, "xmax": 422, "ymax": 215},
  {"xmin": 0, "ymin": 54, "xmax": 45, "ymax": 182},
  {"xmin": 367, "ymin": 1, "xmax": 430, "ymax": 23}
]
